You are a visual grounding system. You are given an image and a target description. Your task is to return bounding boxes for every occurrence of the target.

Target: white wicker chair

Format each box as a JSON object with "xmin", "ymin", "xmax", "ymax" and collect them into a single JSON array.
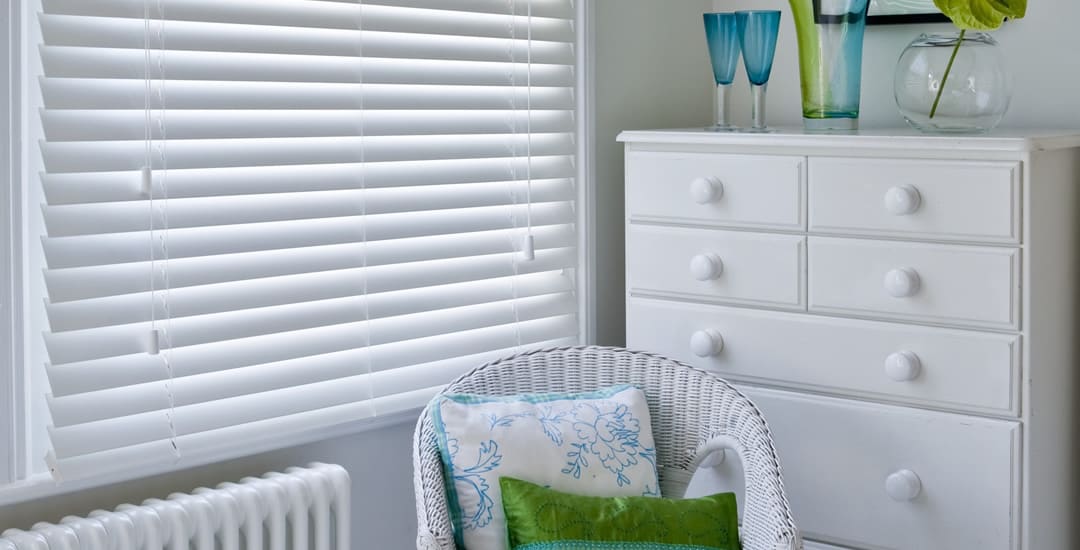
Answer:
[{"xmin": 413, "ymin": 346, "xmax": 802, "ymax": 550}]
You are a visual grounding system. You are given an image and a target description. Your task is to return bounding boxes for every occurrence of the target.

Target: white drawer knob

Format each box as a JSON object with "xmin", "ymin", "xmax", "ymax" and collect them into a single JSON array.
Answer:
[
  {"xmin": 884, "ymin": 185, "xmax": 921, "ymax": 216},
  {"xmin": 885, "ymin": 469, "xmax": 922, "ymax": 501},
  {"xmin": 690, "ymin": 177, "xmax": 724, "ymax": 204},
  {"xmin": 690, "ymin": 253, "xmax": 724, "ymax": 281},
  {"xmin": 884, "ymin": 267, "xmax": 921, "ymax": 298},
  {"xmin": 690, "ymin": 329, "xmax": 725, "ymax": 357},
  {"xmin": 885, "ymin": 351, "xmax": 922, "ymax": 382}
]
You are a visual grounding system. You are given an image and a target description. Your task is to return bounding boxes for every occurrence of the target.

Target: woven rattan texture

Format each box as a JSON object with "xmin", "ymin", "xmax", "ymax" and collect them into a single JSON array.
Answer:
[{"xmin": 413, "ymin": 346, "xmax": 802, "ymax": 550}]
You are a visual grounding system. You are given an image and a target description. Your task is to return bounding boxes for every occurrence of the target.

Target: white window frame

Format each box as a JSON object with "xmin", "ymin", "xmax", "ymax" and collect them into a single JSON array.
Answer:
[
  {"xmin": 0, "ymin": 0, "xmax": 595, "ymax": 505},
  {"xmin": 577, "ymin": 0, "xmax": 597, "ymax": 346},
  {"xmin": 2, "ymin": 0, "xmax": 23, "ymax": 488}
]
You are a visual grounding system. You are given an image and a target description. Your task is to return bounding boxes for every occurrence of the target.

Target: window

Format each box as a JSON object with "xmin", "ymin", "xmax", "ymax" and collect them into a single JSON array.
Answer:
[{"xmin": 14, "ymin": 0, "xmax": 581, "ymax": 484}]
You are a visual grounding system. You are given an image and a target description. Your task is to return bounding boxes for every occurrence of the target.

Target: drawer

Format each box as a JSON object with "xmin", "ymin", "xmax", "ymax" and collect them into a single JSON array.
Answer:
[
  {"xmin": 742, "ymin": 387, "xmax": 1019, "ymax": 550},
  {"xmin": 627, "ymin": 225, "xmax": 805, "ymax": 309},
  {"xmin": 809, "ymin": 157, "xmax": 1020, "ymax": 243},
  {"xmin": 627, "ymin": 298, "xmax": 1019, "ymax": 415},
  {"xmin": 808, "ymin": 237, "xmax": 1020, "ymax": 330},
  {"xmin": 627, "ymin": 151, "xmax": 805, "ymax": 231}
]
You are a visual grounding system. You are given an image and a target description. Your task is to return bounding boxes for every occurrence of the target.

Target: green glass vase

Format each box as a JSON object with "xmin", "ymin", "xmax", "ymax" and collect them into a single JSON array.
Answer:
[{"xmin": 788, "ymin": 0, "xmax": 870, "ymax": 131}]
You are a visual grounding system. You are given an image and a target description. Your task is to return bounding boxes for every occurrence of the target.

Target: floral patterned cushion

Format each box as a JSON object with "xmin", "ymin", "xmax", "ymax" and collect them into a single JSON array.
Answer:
[{"xmin": 432, "ymin": 385, "xmax": 660, "ymax": 550}]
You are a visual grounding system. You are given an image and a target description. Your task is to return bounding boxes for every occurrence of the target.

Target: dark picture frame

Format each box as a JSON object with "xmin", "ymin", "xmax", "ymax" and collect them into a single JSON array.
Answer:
[{"xmin": 867, "ymin": 0, "xmax": 950, "ymax": 24}]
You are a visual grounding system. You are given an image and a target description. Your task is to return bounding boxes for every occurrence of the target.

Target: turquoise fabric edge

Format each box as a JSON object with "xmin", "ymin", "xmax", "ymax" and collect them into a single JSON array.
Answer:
[
  {"xmin": 440, "ymin": 384, "xmax": 638, "ymax": 405},
  {"xmin": 430, "ymin": 397, "xmax": 468, "ymax": 550},
  {"xmin": 516, "ymin": 541, "xmax": 728, "ymax": 550},
  {"xmin": 429, "ymin": 384, "xmax": 644, "ymax": 549}
]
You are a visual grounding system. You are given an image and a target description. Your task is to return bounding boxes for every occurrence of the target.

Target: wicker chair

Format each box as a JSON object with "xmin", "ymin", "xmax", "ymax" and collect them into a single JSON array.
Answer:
[{"xmin": 413, "ymin": 346, "xmax": 801, "ymax": 550}]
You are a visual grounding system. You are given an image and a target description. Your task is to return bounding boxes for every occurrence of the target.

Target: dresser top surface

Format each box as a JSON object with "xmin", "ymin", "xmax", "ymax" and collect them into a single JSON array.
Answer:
[{"xmin": 617, "ymin": 127, "xmax": 1080, "ymax": 152}]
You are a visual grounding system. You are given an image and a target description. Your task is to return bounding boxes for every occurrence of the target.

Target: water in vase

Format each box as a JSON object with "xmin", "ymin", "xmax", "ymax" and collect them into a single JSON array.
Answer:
[{"xmin": 789, "ymin": 0, "xmax": 869, "ymax": 130}]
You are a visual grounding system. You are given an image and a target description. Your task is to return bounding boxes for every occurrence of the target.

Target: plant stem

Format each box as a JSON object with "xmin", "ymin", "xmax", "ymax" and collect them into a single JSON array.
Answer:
[{"xmin": 930, "ymin": 29, "xmax": 965, "ymax": 119}]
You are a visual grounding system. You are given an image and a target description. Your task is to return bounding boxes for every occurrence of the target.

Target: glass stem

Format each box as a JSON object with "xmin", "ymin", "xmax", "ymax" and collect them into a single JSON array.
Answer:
[
  {"xmin": 715, "ymin": 83, "xmax": 732, "ymax": 128},
  {"xmin": 751, "ymin": 83, "xmax": 768, "ymax": 130}
]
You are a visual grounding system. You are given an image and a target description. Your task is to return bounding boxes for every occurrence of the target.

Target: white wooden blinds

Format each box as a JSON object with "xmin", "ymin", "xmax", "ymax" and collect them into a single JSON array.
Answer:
[{"xmin": 32, "ymin": 0, "xmax": 579, "ymax": 480}]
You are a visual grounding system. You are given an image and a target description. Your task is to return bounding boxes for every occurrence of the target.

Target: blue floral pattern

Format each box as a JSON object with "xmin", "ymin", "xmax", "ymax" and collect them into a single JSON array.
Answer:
[
  {"xmin": 447, "ymin": 438, "xmax": 503, "ymax": 529},
  {"xmin": 570, "ymin": 401, "xmax": 644, "ymax": 487},
  {"xmin": 433, "ymin": 385, "xmax": 660, "ymax": 550}
]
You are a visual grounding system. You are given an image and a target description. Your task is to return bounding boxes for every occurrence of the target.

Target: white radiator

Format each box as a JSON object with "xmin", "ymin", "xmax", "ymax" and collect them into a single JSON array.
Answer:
[{"xmin": 1, "ymin": 463, "xmax": 350, "ymax": 550}]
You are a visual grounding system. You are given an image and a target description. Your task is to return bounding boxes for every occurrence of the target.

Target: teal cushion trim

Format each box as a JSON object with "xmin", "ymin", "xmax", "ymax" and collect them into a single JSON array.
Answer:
[
  {"xmin": 517, "ymin": 542, "xmax": 725, "ymax": 550},
  {"xmin": 429, "ymin": 396, "xmax": 468, "ymax": 550},
  {"xmin": 439, "ymin": 384, "xmax": 637, "ymax": 406}
]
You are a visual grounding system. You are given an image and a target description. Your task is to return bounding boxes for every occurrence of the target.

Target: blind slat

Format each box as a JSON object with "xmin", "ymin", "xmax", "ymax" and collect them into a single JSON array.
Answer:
[
  {"xmin": 43, "ymin": 201, "xmax": 574, "ymax": 268},
  {"xmin": 41, "ymin": 79, "xmax": 575, "ymax": 111},
  {"xmin": 43, "ymin": 0, "xmax": 575, "ymax": 35},
  {"xmin": 43, "ymin": 157, "xmax": 575, "ymax": 205},
  {"xmin": 42, "ymin": 133, "xmax": 575, "ymax": 173},
  {"xmin": 45, "ymin": 179, "xmax": 573, "ymax": 237},
  {"xmin": 42, "ymin": 46, "xmax": 575, "ymax": 86},
  {"xmin": 45, "ymin": 224, "xmax": 576, "ymax": 303},
  {"xmin": 41, "ymin": 14, "xmax": 574, "ymax": 62},
  {"xmin": 43, "ymin": 109, "xmax": 575, "ymax": 142},
  {"xmin": 43, "ymin": 78, "xmax": 578, "ymax": 111}
]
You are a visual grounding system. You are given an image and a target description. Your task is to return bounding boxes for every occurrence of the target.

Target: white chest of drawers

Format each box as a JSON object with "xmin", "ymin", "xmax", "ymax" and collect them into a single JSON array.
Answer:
[{"xmin": 618, "ymin": 129, "xmax": 1080, "ymax": 550}]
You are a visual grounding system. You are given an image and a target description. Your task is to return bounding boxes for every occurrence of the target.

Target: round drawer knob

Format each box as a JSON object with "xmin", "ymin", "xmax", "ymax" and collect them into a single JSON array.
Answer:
[
  {"xmin": 885, "ymin": 469, "xmax": 922, "ymax": 501},
  {"xmin": 690, "ymin": 253, "xmax": 724, "ymax": 281},
  {"xmin": 690, "ymin": 177, "xmax": 724, "ymax": 204},
  {"xmin": 690, "ymin": 329, "xmax": 725, "ymax": 357},
  {"xmin": 885, "ymin": 351, "xmax": 922, "ymax": 382},
  {"xmin": 884, "ymin": 185, "xmax": 921, "ymax": 216},
  {"xmin": 884, "ymin": 267, "xmax": 921, "ymax": 298}
]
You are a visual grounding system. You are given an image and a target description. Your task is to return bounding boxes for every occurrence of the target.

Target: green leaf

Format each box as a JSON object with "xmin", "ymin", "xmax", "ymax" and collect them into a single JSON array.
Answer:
[
  {"xmin": 981, "ymin": 0, "xmax": 1026, "ymax": 18},
  {"xmin": 933, "ymin": 0, "xmax": 1026, "ymax": 30}
]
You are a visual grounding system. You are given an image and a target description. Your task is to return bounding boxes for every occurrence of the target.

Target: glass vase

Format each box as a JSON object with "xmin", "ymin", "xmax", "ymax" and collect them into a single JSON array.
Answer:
[
  {"xmin": 894, "ymin": 32, "xmax": 1011, "ymax": 134},
  {"xmin": 788, "ymin": 0, "xmax": 870, "ymax": 131}
]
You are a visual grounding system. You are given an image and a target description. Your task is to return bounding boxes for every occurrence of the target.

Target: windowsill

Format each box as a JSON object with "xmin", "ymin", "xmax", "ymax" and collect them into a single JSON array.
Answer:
[{"xmin": 0, "ymin": 407, "xmax": 421, "ymax": 508}]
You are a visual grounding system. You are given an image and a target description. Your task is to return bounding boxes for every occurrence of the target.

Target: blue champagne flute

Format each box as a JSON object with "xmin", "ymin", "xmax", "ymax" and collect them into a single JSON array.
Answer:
[
  {"xmin": 736, "ymin": 10, "xmax": 781, "ymax": 132},
  {"xmin": 703, "ymin": 13, "xmax": 740, "ymax": 131}
]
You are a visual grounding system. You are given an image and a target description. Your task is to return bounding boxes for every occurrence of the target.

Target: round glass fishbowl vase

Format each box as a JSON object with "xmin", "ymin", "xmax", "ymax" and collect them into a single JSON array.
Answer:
[{"xmin": 894, "ymin": 32, "xmax": 1011, "ymax": 134}]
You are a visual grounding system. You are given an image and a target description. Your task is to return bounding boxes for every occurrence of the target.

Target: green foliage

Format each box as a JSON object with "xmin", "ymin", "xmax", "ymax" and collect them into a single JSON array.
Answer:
[{"xmin": 933, "ymin": 0, "xmax": 1026, "ymax": 30}]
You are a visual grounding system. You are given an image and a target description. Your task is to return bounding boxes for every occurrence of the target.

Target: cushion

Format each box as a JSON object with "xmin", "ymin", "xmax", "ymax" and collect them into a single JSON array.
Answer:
[
  {"xmin": 432, "ymin": 384, "xmax": 660, "ymax": 550},
  {"xmin": 500, "ymin": 476, "xmax": 742, "ymax": 550}
]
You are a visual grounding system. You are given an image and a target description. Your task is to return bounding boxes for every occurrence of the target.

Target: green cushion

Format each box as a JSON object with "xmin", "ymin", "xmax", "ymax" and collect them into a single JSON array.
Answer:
[{"xmin": 499, "ymin": 476, "xmax": 742, "ymax": 550}]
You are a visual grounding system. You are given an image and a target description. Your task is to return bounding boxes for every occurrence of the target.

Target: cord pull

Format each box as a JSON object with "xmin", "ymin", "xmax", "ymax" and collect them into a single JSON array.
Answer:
[
  {"xmin": 146, "ymin": 328, "xmax": 161, "ymax": 355},
  {"xmin": 140, "ymin": 165, "xmax": 153, "ymax": 198},
  {"xmin": 521, "ymin": 234, "xmax": 535, "ymax": 261}
]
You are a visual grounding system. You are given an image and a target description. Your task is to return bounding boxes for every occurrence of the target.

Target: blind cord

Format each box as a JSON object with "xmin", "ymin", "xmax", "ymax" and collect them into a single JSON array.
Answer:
[
  {"xmin": 507, "ymin": 0, "xmax": 523, "ymax": 352},
  {"xmin": 522, "ymin": 0, "xmax": 535, "ymax": 261},
  {"xmin": 144, "ymin": 0, "xmax": 179, "ymax": 461},
  {"xmin": 357, "ymin": 0, "xmax": 374, "ymax": 415}
]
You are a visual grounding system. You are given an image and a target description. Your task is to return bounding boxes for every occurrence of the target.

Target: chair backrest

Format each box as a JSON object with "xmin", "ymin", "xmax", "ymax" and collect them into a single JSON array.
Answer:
[{"xmin": 413, "ymin": 345, "xmax": 801, "ymax": 550}]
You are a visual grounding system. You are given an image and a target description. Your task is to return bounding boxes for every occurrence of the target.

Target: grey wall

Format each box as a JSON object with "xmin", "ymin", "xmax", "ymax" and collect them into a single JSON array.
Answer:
[
  {"xmin": 0, "ymin": 1, "xmax": 717, "ymax": 545},
  {"xmin": 716, "ymin": 0, "xmax": 1080, "ymax": 128},
  {"xmin": 593, "ymin": 0, "xmax": 714, "ymax": 346},
  {"xmin": 0, "ymin": 422, "xmax": 418, "ymax": 547}
]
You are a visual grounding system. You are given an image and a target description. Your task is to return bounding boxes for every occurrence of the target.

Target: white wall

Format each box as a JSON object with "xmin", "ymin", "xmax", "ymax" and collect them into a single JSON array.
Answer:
[
  {"xmin": 593, "ymin": 0, "xmax": 714, "ymax": 346},
  {"xmin": 716, "ymin": 0, "xmax": 1080, "ymax": 128}
]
